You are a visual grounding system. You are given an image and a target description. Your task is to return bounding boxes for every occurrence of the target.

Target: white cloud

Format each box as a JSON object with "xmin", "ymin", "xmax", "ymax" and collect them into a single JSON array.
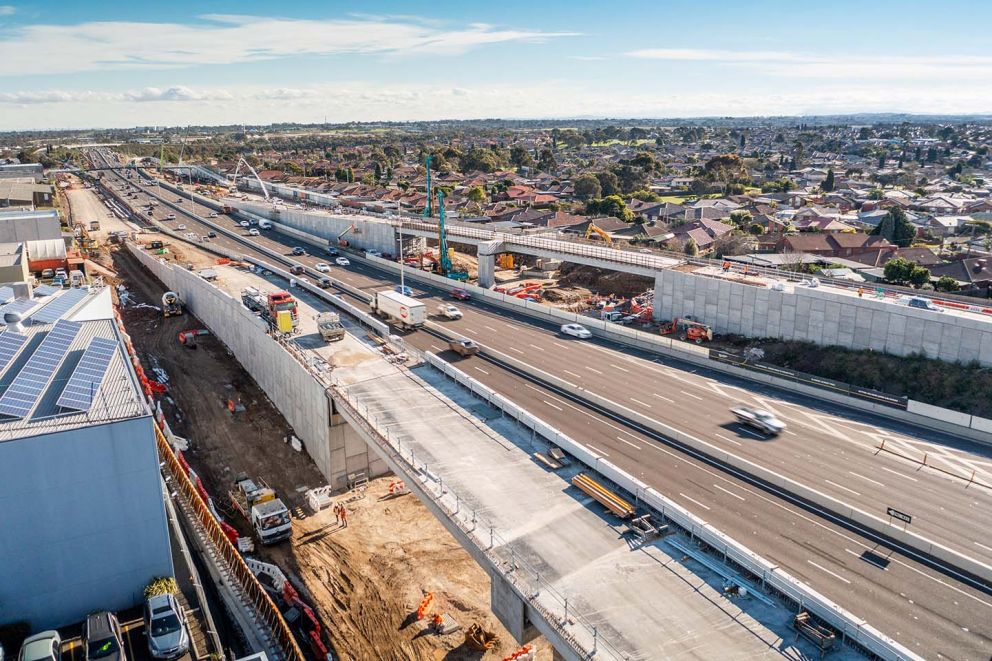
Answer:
[
  {"xmin": 0, "ymin": 6, "xmax": 15, "ymax": 16},
  {"xmin": 0, "ymin": 14, "xmax": 578, "ymax": 76},
  {"xmin": 628, "ymin": 48, "xmax": 797, "ymax": 62},
  {"xmin": 568, "ymin": 56, "xmax": 606, "ymax": 61},
  {"xmin": 123, "ymin": 86, "xmax": 234, "ymax": 102}
]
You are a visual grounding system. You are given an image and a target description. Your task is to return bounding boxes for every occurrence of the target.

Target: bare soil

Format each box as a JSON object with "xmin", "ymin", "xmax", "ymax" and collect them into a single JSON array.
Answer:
[
  {"xmin": 110, "ymin": 243, "xmax": 546, "ymax": 661},
  {"xmin": 555, "ymin": 262, "xmax": 653, "ymax": 298}
]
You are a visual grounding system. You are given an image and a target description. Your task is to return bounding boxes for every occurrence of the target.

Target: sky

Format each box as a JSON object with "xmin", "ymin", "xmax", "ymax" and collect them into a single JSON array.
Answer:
[{"xmin": 1, "ymin": 0, "xmax": 991, "ymax": 130}]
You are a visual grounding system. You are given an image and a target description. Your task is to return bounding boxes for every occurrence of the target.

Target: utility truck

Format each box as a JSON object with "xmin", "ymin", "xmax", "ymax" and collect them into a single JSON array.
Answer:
[
  {"xmin": 371, "ymin": 290, "xmax": 426, "ymax": 329},
  {"xmin": 317, "ymin": 311, "xmax": 346, "ymax": 342},
  {"xmin": 242, "ymin": 287, "xmax": 299, "ymax": 332},
  {"xmin": 229, "ymin": 474, "xmax": 292, "ymax": 545}
]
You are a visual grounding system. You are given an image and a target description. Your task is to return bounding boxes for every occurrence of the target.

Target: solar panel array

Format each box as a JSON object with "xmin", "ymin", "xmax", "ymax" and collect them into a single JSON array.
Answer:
[
  {"xmin": 56, "ymin": 337, "xmax": 118, "ymax": 412},
  {"xmin": 0, "ymin": 286, "xmax": 14, "ymax": 304},
  {"xmin": 0, "ymin": 320, "xmax": 81, "ymax": 419},
  {"xmin": 0, "ymin": 298, "xmax": 39, "ymax": 319},
  {"xmin": 0, "ymin": 331, "xmax": 27, "ymax": 374},
  {"xmin": 33, "ymin": 284, "xmax": 60, "ymax": 297},
  {"xmin": 31, "ymin": 288, "xmax": 88, "ymax": 324}
]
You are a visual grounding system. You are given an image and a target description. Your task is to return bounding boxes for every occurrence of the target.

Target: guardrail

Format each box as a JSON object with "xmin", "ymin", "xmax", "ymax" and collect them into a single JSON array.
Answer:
[{"xmin": 421, "ymin": 352, "xmax": 920, "ymax": 661}]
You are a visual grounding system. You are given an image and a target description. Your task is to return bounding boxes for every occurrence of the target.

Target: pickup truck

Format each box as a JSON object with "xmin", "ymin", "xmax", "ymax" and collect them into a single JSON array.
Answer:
[
  {"xmin": 436, "ymin": 304, "xmax": 463, "ymax": 320},
  {"xmin": 317, "ymin": 311, "xmax": 345, "ymax": 342},
  {"xmin": 730, "ymin": 405, "xmax": 786, "ymax": 436}
]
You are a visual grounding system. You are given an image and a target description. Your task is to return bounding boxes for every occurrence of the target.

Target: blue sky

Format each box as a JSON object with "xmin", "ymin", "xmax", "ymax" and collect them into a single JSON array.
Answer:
[{"xmin": 1, "ymin": 1, "xmax": 990, "ymax": 129}]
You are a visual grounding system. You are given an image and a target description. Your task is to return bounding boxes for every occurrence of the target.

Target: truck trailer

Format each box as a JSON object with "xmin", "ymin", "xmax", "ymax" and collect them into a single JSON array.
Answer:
[{"xmin": 370, "ymin": 290, "xmax": 426, "ymax": 329}]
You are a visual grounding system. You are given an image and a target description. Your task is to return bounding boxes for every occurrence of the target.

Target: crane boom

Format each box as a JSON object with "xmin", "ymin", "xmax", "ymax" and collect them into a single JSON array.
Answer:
[
  {"xmin": 436, "ymin": 189, "xmax": 452, "ymax": 276},
  {"xmin": 423, "ymin": 155, "xmax": 433, "ymax": 218},
  {"xmin": 232, "ymin": 156, "xmax": 270, "ymax": 200}
]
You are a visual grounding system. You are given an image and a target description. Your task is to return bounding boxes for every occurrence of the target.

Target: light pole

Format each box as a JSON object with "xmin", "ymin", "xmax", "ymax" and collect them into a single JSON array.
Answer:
[{"xmin": 398, "ymin": 198, "xmax": 405, "ymax": 292}]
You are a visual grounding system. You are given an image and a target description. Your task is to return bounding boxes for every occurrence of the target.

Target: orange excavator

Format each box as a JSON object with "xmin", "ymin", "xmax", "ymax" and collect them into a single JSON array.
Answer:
[{"xmin": 659, "ymin": 317, "xmax": 712, "ymax": 344}]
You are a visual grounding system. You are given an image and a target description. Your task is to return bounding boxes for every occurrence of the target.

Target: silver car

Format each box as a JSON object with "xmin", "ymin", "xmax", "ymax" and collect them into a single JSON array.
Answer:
[
  {"xmin": 18, "ymin": 632, "xmax": 60, "ymax": 661},
  {"xmin": 144, "ymin": 593, "xmax": 190, "ymax": 660}
]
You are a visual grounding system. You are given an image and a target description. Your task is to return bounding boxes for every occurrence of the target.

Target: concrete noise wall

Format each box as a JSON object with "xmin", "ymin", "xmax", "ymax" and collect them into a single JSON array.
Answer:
[
  {"xmin": 125, "ymin": 244, "xmax": 367, "ymax": 485},
  {"xmin": 237, "ymin": 202, "xmax": 399, "ymax": 256},
  {"xmin": 655, "ymin": 269, "xmax": 992, "ymax": 366}
]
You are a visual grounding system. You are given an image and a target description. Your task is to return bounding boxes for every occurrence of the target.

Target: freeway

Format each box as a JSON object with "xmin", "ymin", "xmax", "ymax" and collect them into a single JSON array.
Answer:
[{"xmin": 91, "ymin": 154, "xmax": 992, "ymax": 658}]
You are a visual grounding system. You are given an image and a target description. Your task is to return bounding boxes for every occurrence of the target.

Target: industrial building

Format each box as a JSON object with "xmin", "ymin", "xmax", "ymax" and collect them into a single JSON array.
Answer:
[
  {"xmin": 0, "ymin": 209, "xmax": 61, "ymax": 242},
  {"xmin": 0, "ymin": 284, "xmax": 173, "ymax": 629},
  {"xmin": 0, "ymin": 181, "xmax": 55, "ymax": 208},
  {"xmin": 0, "ymin": 163, "xmax": 44, "ymax": 182}
]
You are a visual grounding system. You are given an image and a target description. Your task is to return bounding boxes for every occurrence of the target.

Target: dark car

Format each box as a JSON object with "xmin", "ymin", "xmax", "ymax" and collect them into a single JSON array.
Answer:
[
  {"xmin": 84, "ymin": 612, "xmax": 125, "ymax": 661},
  {"xmin": 450, "ymin": 287, "xmax": 470, "ymax": 301},
  {"xmin": 289, "ymin": 265, "xmax": 305, "ymax": 275},
  {"xmin": 207, "ymin": 232, "xmax": 217, "ymax": 238},
  {"xmin": 291, "ymin": 247, "xmax": 306, "ymax": 256},
  {"xmin": 317, "ymin": 277, "xmax": 333, "ymax": 289}
]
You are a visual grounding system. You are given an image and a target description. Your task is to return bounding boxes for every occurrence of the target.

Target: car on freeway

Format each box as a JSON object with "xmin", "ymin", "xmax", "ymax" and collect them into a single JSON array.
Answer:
[
  {"xmin": 315, "ymin": 263, "xmax": 331, "ymax": 272},
  {"xmin": 906, "ymin": 296, "xmax": 943, "ymax": 312},
  {"xmin": 17, "ymin": 631, "xmax": 61, "ymax": 661},
  {"xmin": 395, "ymin": 285, "xmax": 414, "ymax": 297},
  {"xmin": 144, "ymin": 592, "xmax": 190, "ymax": 660},
  {"xmin": 317, "ymin": 276, "xmax": 333, "ymax": 288},
  {"xmin": 335, "ymin": 257, "xmax": 350, "ymax": 266},
  {"xmin": 176, "ymin": 198, "xmax": 184, "ymax": 203},
  {"xmin": 730, "ymin": 405, "xmax": 786, "ymax": 436},
  {"xmin": 449, "ymin": 338, "xmax": 480, "ymax": 357},
  {"xmin": 176, "ymin": 224, "xmax": 186, "ymax": 230},
  {"xmin": 436, "ymin": 304, "xmax": 462, "ymax": 320},
  {"xmin": 239, "ymin": 221, "xmax": 250, "ymax": 228},
  {"xmin": 366, "ymin": 249, "xmax": 382, "ymax": 257},
  {"xmin": 326, "ymin": 247, "xmax": 340, "ymax": 256},
  {"xmin": 147, "ymin": 209, "xmax": 155, "ymax": 215},
  {"xmin": 208, "ymin": 212, "xmax": 218, "ymax": 218},
  {"xmin": 248, "ymin": 229, "xmax": 260, "ymax": 236},
  {"xmin": 83, "ymin": 612, "xmax": 125, "ymax": 661},
  {"xmin": 289, "ymin": 265, "xmax": 305, "ymax": 275},
  {"xmin": 292, "ymin": 246, "xmax": 306, "ymax": 256},
  {"xmin": 207, "ymin": 231, "xmax": 217, "ymax": 238},
  {"xmin": 166, "ymin": 213, "xmax": 176, "ymax": 220},
  {"xmin": 450, "ymin": 287, "xmax": 470, "ymax": 301},
  {"xmin": 560, "ymin": 323, "xmax": 592, "ymax": 339}
]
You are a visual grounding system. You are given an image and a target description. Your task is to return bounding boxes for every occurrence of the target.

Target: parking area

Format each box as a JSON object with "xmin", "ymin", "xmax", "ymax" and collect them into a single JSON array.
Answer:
[{"xmin": 56, "ymin": 607, "xmax": 187, "ymax": 661}]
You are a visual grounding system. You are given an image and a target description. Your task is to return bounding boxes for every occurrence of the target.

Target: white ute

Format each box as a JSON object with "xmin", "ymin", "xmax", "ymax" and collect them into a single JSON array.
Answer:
[{"xmin": 436, "ymin": 304, "xmax": 463, "ymax": 320}]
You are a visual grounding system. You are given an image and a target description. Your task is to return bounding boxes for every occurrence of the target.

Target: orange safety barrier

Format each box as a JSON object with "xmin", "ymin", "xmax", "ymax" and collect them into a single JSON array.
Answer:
[
  {"xmin": 227, "ymin": 399, "xmax": 236, "ymax": 412},
  {"xmin": 388, "ymin": 480, "xmax": 406, "ymax": 495},
  {"xmin": 502, "ymin": 644, "xmax": 533, "ymax": 661},
  {"xmin": 216, "ymin": 258, "xmax": 231, "ymax": 265},
  {"xmin": 416, "ymin": 592, "xmax": 434, "ymax": 620}
]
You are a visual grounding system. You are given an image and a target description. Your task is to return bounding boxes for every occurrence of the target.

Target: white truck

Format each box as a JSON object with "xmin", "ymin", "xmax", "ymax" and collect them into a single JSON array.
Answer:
[
  {"xmin": 371, "ymin": 290, "xmax": 426, "ymax": 329},
  {"xmin": 317, "ymin": 311, "xmax": 346, "ymax": 342},
  {"xmin": 229, "ymin": 474, "xmax": 292, "ymax": 545}
]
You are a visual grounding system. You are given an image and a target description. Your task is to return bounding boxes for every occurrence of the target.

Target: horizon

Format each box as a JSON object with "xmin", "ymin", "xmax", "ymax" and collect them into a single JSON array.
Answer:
[{"xmin": 1, "ymin": 1, "xmax": 991, "ymax": 130}]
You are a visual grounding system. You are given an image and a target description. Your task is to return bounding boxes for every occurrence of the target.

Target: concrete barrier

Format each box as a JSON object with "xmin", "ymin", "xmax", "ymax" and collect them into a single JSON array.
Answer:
[{"xmin": 422, "ymin": 352, "xmax": 920, "ymax": 661}]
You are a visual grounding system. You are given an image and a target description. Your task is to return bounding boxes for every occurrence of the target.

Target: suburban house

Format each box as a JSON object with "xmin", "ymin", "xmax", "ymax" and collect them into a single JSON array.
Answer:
[{"xmin": 775, "ymin": 233, "xmax": 894, "ymax": 260}]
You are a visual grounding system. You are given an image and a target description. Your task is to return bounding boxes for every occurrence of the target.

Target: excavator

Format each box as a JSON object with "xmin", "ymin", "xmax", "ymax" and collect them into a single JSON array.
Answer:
[
  {"xmin": 659, "ymin": 317, "xmax": 713, "ymax": 344},
  {"xmin": 584, "ymin": 223, "xmax": 614, "ymax": 246},
  {"xmin": 336, "ymin": 224, "xmax": 356, "ymax": 247}
]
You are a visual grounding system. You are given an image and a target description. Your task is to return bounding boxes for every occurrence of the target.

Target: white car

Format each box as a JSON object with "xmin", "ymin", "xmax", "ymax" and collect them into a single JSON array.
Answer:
[
  {"xmin": 248, "ymin": 228, "xmax": 260, "ymax": 236},
  {"xmin": 166, "ymin": 213, "xmax": 176, "ymax": 220},
  {"xmin": 335, "ymin": 257, "xmax": 351, "ymax": 266},
  {"xmin": 560, "ymin": 323, "xmax": 592, "ymax": 339},
  {"xmin": 239, "ymin": 220, "xmax": 250, "ymax": 227},
  {"xmin": 208, "ymin": 212, "xmax": 218, "ymax": 218},
  {"xmin": 315, "ymin": 263, "xmax": 331, "ymax": 273},
  {"xmin": 177, "ymin": 224, "xmax": 186, "ymax": 230},
  {"xmin": 437, "ymin": 304, "xmax": 463, "ymax": 320}
]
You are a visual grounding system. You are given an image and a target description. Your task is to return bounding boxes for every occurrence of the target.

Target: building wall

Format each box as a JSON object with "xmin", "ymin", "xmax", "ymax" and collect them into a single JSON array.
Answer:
[
  {"xmin": 0, "ymin": 416, "xmax": 172, "ymax": 629},
  {"xmin": 0, "ymin": 211, "xmax": 61, "ymax": 242}
]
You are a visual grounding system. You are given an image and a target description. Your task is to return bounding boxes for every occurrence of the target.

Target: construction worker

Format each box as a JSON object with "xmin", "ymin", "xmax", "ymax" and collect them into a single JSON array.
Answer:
[
  {"xmin": 340, "ymin": 506, "xmax": 348, "ymax": 528},
  {"xmin": 432, "ymin": 613, "xmax": 443, "ymax": 633},
  {"xmin": 722, "ymin": 260, "xmax": 731, "ymax": 273},
  {"xmin": 742, "ymin": 265, "xmax": 750, "ymax": 277},
  {"xmin": 333, "ymin": 504, "xmax": 341, "ymax": 526}
]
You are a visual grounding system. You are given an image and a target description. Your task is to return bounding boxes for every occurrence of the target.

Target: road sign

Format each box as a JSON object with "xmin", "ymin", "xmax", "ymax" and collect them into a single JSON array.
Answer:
[{"xmin": 886, "ymin": 507, "xmax": 912, "ymax": 525}]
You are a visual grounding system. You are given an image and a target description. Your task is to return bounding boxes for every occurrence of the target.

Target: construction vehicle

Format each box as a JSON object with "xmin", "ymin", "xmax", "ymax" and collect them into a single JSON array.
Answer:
[
  {"xmin": 336, "ymin": 224, "xmax": 356, "ymax": 247},
  {"xmin": 731, "ymin": 405, "xmax": 786, "ymax": 436},
  {"xmin": 435, "ymin": 190, "xmax": 470, "ymax": 281},
  {"xmin": 241, "ymin": 287, "xmax": 300, "ymax": 333},
  {"xmin": 316, "ymin": 311, "xmax": 345, "ymax": 342},
  {"xmin": 229, "ymin": 474, "xmax": 292, "ymax": 545},
  {"xmin": 162, "ymin": 291, "xmax": 182, "ymax": 317},
  {"xmin": 220, "ymin": 205, "xmax": 235, "ymax": 214},
  {"xmin": 448, "ymin": 338, "xmax": 479, "ymax": 357},
  {"xmin": 370, "ymin": 290, "xmax": 426, "ymax": 329},
  {"xmin": 658, "ymin": 317, "xmax": 712, "ymax": 344},
  {"xmin": 584, "ymin": 223, "xmax": 614, "ymax": 246}
]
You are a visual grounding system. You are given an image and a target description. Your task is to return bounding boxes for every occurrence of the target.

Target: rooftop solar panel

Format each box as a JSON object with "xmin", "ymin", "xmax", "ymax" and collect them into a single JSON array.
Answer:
[
  {"xmin": 0, "ymin": 298, "xmax": 39, "ymax": 319},
  {"xmin": 0, "ymin": 331, "xmax": 27, "ymax": 375},
  {"xmin": 31, "ymin": 288, "xmax": 88, "ymax": 324},
  {"xmin": 0, "ymin": 286, "xmax": 14, "ymax": 304},
  {"xmin": 56, "ymin": 337, "xmax": 118, "ymax": 412},
  {"xmin": 33, "ymin": 284, "xmax": 60, "ymax": 297},
  {"xmin": 0, "ymin": 319, "xmax": 82, "ymax": 419}
]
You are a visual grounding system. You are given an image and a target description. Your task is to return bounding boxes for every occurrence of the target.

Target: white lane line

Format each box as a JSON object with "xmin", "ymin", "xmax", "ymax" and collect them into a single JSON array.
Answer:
[
  {"xmin": 509, "ymin": 347, "xmax": 525, "ymax": 355},
  {"xmin": 652, "ymin": 393, "xmax": 674, "ymax": 403},
  {"xmin": 848, "ymin": 471, "xmax": 885, "ymax": 488},
  {"xmin": 473, "ymin": 366, "xmax": 490, "ymax": 376},
  {"xmin": 587, "ymin": 444, "xmax": 610, "ymax": 457},
  {"xmin": 680, "ymin": 390, "xmax": 704, "ymax": 401},
  {"xmin": 529, "ymin": 344, "xmax": 546, "ymax": 351},
  {"xmin": 553, "ymin": 342, "xmax": 571, "ymax": 350},
  {"xmin": 610, "ymin": 364, "xmax": 630, "ymax": 373},
  {"xmin": 585, "ymin": 366, "xmax": 603, "ymax": 375},
  {"xmin": 617, "ymin": 436, "xmax": 642, "ymax": 450},
  {"xmin": 975, "ymin": 541, "xmax": 992, "ymax": 553},
  {"xmin": 824, "ymin": 479, "xmax": 862, "ymax": 497},
  {"xmin": 737, "ymin": 427, "xmax": 766, "ymax": 439},
  {"xmin": 563, "ymin": 369, "xmax": 583, "ymax": 380},
  {"xmin": 629, "ymin": 397, "xmax": 652, "ymax": 409},
  {"xmin": 431, "ymin": 344, "xmax": 445, "ymax": 352},
  {"xmin": 484, "ymin": 325, "xmax": 498, "ymax": 332},
  {"xmin": 713, "ymin": 484, "xmax": 746, "ymax": 501},
  {"xmin": 505, "ymin": 322, "xmax": 520, "ymax": 330},
  {"xmin": 846, "ymin": 548, "xmax": 889, "ymax": 570},
  {"xmin": 879, "ymin": 465, "xmax": 918, "ymax": 482},
  {"xmin": 543, "ymin": 400, "xmax": 563, "ymax": 412},
  {"xmin": 783, "ymin": 429, "xmax": 798, "ymax": 436},
  {"xmin": 714, "ymin": 433, "xmax": 743, "ymax": 447},
  {"xmin": 807, "ymin": 560, "xmax": 851, "ymax": 584},
  {"xmin": 679, "ymin": 492, "xmax": 711, "ymax": 511},
  {"xmin": 463, "ymin": 327, "xmax": 478, "ymax": 335}
]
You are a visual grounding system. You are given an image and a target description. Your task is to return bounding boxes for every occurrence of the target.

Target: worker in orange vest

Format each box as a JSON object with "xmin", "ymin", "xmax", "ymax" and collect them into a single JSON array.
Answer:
[
  {"xmin": 857, "ymin": 287, "xmax": 865, "ymax": 298},
  {"xmin": 722, "ymin": 260, "xmax": 731, "ymax": 272},
  {"xmin": 432, "ymin": 613, "xmax": 443, "ymax": 632},
  {"xmin": 340, "ymin": 506, "xmax": 348, "ymax": 528}
]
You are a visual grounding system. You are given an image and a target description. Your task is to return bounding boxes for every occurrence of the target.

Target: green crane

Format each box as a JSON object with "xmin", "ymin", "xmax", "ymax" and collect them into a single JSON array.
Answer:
[{"xmin": 436, "ymin": 190, "xmax": 469, "ymax": 281}]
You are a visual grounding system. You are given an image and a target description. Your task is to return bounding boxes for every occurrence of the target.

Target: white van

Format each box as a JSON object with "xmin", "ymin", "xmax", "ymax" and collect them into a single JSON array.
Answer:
[{"xmin": 258, "ymin": 220, "xmax": 272, "ymax": 230}]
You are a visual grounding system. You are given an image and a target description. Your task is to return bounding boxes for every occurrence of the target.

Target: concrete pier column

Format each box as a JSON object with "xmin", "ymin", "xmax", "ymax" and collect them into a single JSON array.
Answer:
[
  {"xmin": 477, "ymin": 253, "xmax": 496, "ymax": 288},
  {"xmin": 653, "ymin": 271, "xmax": 665, "ymax": 321}
]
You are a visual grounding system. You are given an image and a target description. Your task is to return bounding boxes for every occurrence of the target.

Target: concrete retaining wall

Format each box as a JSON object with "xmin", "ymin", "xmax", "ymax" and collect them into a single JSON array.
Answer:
[
  {"xmin": 239, "ymin": 202, "xmax": 398, "ymax": 255},
  {"xmin": 125, "ymin": 243, "xmax": 382, "ymax": 487}
]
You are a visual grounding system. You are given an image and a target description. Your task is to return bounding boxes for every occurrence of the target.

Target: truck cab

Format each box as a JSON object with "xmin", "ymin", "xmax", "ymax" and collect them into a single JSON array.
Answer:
[
  {"xmin": 317, "ymin": 311, "xmax": 346, "ymax": 342},
  {"xmin": 231, "ymin": 475, "xmax": 292, "ymax": 545}
]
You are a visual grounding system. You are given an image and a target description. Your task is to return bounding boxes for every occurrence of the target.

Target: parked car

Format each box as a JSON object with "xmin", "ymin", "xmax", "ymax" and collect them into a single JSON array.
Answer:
[
  {"xmin": 55, "ymin": 268, "xmax": 67, "ymax": 279},
  {"xmin": 83, "ymin": 612, "xmax": 125, "ymax": 661},
  {"xmin": 41, "ymin": 268, "xmax": 55, "ymax": 279},
  {"xmin": 52, "ymin": 276, "xmax": 65, "ymax": 288},
  {"xmin": 560, "ymin": 323, "xmax": 592, "ymax": 339},
  {"xmin": 292, "ymin": 247, "xmax": 306, "ymax": 256},
  {"xmin": 18, "ymin": 631, "xmax": 61, "ymax": 661},
  {"xmin": 144, "ymin": 593, "xmax": 190, "ymax": 660},
  {"xmin": 335, "ymin": 257, "xmax": 350, "ymax": 266},
  {"xmin": 248, "ymin": 229, "xmax": 260, "ymax": 236},
  {"xmin": 315, "ymin": 263, "xmax": 331, "ymax": 273},
  {"xmin": 395, "ymin": 285, "xmax": 414, "ymax": 297},
  {"xmin": 450, "ymin": 287, "xmax": 470, "ymax": 301}
]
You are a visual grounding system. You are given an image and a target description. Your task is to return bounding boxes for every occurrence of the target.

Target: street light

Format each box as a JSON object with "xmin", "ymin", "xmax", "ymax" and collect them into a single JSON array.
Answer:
[{"xmin": 398, "ymin": 198, "xmax": 405, "ymax": 292}]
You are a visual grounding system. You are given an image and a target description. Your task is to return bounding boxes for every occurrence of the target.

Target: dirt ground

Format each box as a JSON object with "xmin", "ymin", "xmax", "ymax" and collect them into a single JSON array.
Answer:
[
  {"xmin": 556, "ymin": 262, "xmax": 653, "ymax": 298},
  {"xmin": 109, "ymin": 244, "xmax": 548, "ymax": 661}
]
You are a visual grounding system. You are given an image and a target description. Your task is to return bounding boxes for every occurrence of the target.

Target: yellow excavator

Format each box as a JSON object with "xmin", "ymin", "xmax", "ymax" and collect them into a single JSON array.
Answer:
[{"xmin": 584, "ymin": 223, "xmax": 614, "ymax": 246}]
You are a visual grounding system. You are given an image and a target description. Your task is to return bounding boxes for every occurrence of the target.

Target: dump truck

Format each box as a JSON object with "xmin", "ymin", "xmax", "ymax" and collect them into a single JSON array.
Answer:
[
  {"xmin": 162, "ymin": 291, "xmax": 182, "ymax": 317},
  {"xmin": 371, "ymin": 290, "xmax": 426, "ymax": 329},
  {"xmin": 242, "ymin": 287, "xmax": 299, "ymax": 332},
  {"xmin": 317, "ymin": 311, "xmax": 346, "ymax": 342},
  {"xmin": 229, "ymin": 474, "xmax": 292, "ymax": 545}
]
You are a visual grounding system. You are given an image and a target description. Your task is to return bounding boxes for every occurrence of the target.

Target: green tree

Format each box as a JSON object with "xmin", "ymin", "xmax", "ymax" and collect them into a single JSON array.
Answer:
[
  {"xmin": 908, "ymin": 264, "xmax": 931, "ymax": 288},
  {"xmin": 573, "ymin": 173, "xmax": 602, "ymax": 200},
  {"xmin": 935, "ymin": 275, "xmax": 960, "ymax": 292},
  {"xmin": 683, "ymin": 237, "xmax": 699, "ymax": 256},
  {"xmin": 868, "ymin": 188, "xmax": 884, "ymax": 200},
  {"xmin": 537, "ymin": 148, "xmax": 557, "ymax": 172},
  {"xmin": 346, "ymin": 167, "xmax": 354, "ymax": 183},
  {"xmin": 373, "ymin": 161, "xmax": 383, "ymax": 182},
  {"xmin": 509, "ymin": 146, "xmax": 535, "ymax": 169},
  {"xmin": 689, "ymin": 178, "xmax": 710, "ymax": 196},
  {"xmin": 728, "ymin": 209, "xmax": 753, "ymax": 228},
  {"xmin": 822, "ymin": 169, "xmax": 835, "ymax": 192},
  {"xmin": 883, "ymin": 257, "xmax": 912, "ymax": 283},
  {"xmin": 586, "ymin": 195, "xmax": 634, "ymax": 222},
  {"xmin": 467, "ymin": 186, "xmax": 487, "ymax": 203},
  {"xmin": 596, "ymin": 171, "xmax": 621, "ymax": 196},
  {"xmin": 749, "ymin": 222, "xmax": 766, "ymax": 235},
  {"xmin": 870, "ymin": 207, "xmax": 916, "ymax": 247}
]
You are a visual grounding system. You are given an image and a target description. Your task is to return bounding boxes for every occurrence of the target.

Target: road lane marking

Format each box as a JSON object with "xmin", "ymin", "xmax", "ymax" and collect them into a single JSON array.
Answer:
[
  {"xmin": 509, "ymin": 347, "xmax": 525, "ymax": 354},
  {"xmin": 848, "ymin": 471, "xmax": 885, "ymax": 488},
  {"xmin": 610, "ymin": 364, "xmax": 630, "ymax": 373},
  {"xmin": 736, "ymin": 426, "xmax": 766, "ymax": 439},
  {"xmin": 714, "ymin": 433, "xmax": 742, "ymax": 447},
  {"xmin": 587, "ymin": 444, "xmax": 610, "ymax": 457},
  {"xmin": 783, "ymin": 429, "xmax": 798, "ymax": 436},
  {"xmin": 824, "ymin": 479, "xmax": 861, "ymax": 497},
  {"xmin": 463, "ymin": 327, "xmax": 478, "ymax": 335},
  {"xmin": 553, "ymin": 342, "xmax": 571, "ymax": 350},
  {"xmin": 629, "ymin": 397, "xmax": 652, "ymax": 408},
  {"xmin": 563, "ymin": 369, "xmax": 582, "ymax": 380},
  {"xmin": 505, "ymin": 323, "xmax": 520, "ymax": 331},
  {"xmin": 473, "ymin": 366, "xmax": 490, "ymax": 376},
  {"xmin": 431, "ymin": 345, "xmax": 445, "ymax": 352},
  {"xmin": 713, "ymin": 484, "xmax": 746, "ymax": 501},
  {"xmin": 879, "ymin": 466, "xmax": 918, "ymax": 482},
  {"xmin": 679, "ymin": 492, "xmax": 711, "ymax": 511},
  {"xmin": 680, "ymin": 390, "xmax": 703, "ymax": 401},
  {"xmin": 484, "ymin": 325, "xmax": 498, "ymax": 332},
  {"xmin": 652, "ymin": 393, "xmax": 674, "ymax": 403},
  {"xmin": 543, "ymin": 400, "xmax": 563, "ymax": 411},
  {"xmin": 529, "ymin": 344, "xmax": 546, "ymax": 351},
  {"xmin": 585, "ymin": 366, "xmax": 603, "ymax": 375},
  {"xmin": 617, "ymin": 436, "xmax": 642, "ymax": 450},
  {"xmin": 807, "ymin": 560, "xmax": 851, "ymax": 584},
  {"xmin": 975, "ymin": 541, "xmax": 992, "ymax": 553}
]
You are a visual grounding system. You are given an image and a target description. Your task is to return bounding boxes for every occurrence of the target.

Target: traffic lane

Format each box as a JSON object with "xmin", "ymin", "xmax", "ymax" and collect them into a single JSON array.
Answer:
[{"xmin": 427, "ymin": 350, "xmax": 992, "ymax": 659}]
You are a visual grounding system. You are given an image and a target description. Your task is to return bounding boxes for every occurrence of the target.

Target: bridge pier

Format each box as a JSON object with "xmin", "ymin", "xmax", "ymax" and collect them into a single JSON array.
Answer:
[
  {"xmin": 477, "ymin": 240, "xmax": 502, "ymax": 289},
  {"xmin": 653, "ymin": 271, "xmax": 665, "ymax": 320}
]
